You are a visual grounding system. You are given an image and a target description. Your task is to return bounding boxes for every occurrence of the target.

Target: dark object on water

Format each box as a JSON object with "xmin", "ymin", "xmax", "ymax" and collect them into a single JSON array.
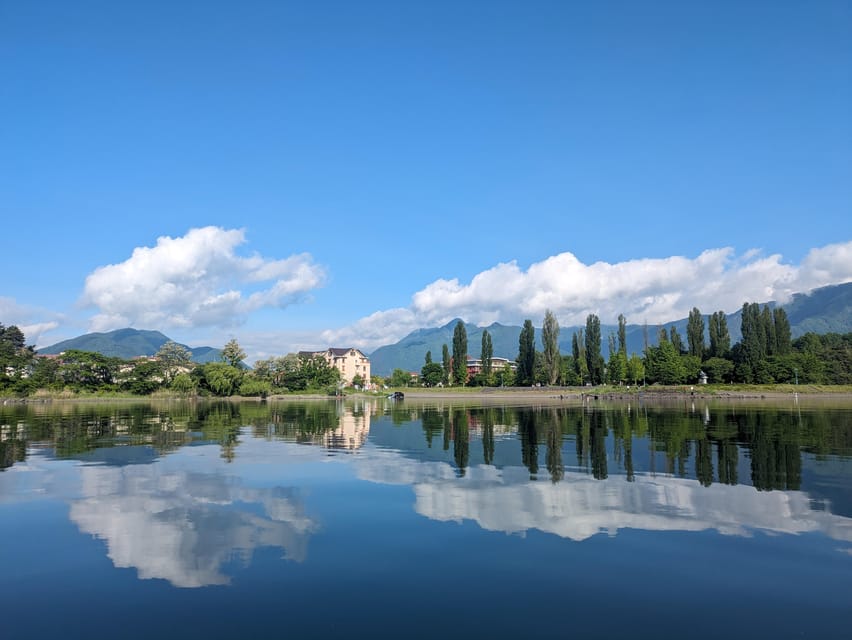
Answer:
[{"xmin": 388, "ymin": 391, "xmax": 404, "ymax": 400}]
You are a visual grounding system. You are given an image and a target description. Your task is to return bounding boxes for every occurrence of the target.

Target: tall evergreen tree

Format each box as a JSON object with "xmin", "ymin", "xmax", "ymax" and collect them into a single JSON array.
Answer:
[
  {"xmin": 585, "ymin": 314, "xmax": 603, "ymax": 385},
  {"xmin": 541, "ymin": 309, "xmax": 561, "ymax": 385},
  {"xmin": 617, "ymin": 314, "xmax": 627, "ymax": 355},
  {"xmin": 517, "ymin": 320, "xmax": 536, "ymax": 386},
  {"xmin": 572, "ymin": 330, "xmax": 588, "ymax": 384},
  {"xmin": 740, "ymin": 302, "xmax": 766, "ymax": 377},
  {"xmin": 686, "ymin": 307, "xmax": 705, "ymax": 359},
  {"xmin": 452, "ymin": 321, "xmax": 468, "ymax": 386},
  {"xmin": 762, "ymin": 305, "xmax": 776, "ymax": 356},
  {"xmin": 774, "ymin": 308, "xmax": 792, "ymax": 355},
  {"xmin": 441, "ymin": 343, "xmax": 451, "ymax": 385},
  {"xmin": 480, "ymin": 329, "xmax": 493, "ymax": 378},
  {"xmin": 708, "ymin": 311, "xmax": 730, "ymax": 358},
  {"xmin": 424, "ymin": 350, "xmax": 432, "ymax": 365}
]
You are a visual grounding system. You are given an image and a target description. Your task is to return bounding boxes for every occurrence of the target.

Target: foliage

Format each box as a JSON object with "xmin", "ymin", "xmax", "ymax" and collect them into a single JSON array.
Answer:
[
  {"xmin": 480, "ymin": 329, "xmax": 493, "ymax": 377},
  {"xmin": 687, "ymin": 307, "xmax": 705, "ymax": 359},
  {"xmin": 170, "ymin": 372, "xmax": 196, "ymax": 394},
  {"xmin": 584, "ymin": 314, "xmax": 603, "ymax": 385},
  {"xmin": 389, "ymin": 368, "xmax": 411, "ymax": 387},
  {"xmin": 420, "ymin": 362, "xmax": 444, "ymax": 387},
  {"xmin": 541, "ymin": 310, "xmax": 561, "ymax": 385},
  {"xmin": 702, "ymin": 357, "xmax": 734, "ymax": 383},
  {"xmin": 708, "ymin": 311, "xmax": 731, "ymax": 358},
  {"xmin": 156, "ymin": 340, "xmax": 193, "ymax": 383},
  {"xmin": 452, "ymin": 320, "xmax": 468, "ymax": 386},
  {"xmin": 221, "ymin": 338, "xmax": 247, "ymax": 368},
  {"xmin": 200, "ymin": 362, "xmax": 243, "ymax": 396},
  {"xmin": 238, "ymin": 377, "xmax": 272, "ymax": 397},
  {"xmin": 516, "ymin": 320, "xmax": 535, "ymax": 386}
]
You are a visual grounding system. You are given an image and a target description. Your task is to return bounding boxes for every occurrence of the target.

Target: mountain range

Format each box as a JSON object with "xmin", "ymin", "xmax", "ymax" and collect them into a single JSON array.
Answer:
[
  {"xmin": 368, "ymin": 282, "xmax": 852, "ymax": 375},
  {"xmin": 34, "ymin": 282, "xmax": 851, "ymax": 375},
  {"xmin": 38, "ymin": 328, "xmax": 223, "ymax": 364}
]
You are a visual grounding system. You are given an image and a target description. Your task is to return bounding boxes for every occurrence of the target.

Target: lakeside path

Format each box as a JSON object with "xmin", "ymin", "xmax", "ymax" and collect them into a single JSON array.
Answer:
[{"xmin": 357, "ymin": 386, "xmax": 852, "ymax": 405}]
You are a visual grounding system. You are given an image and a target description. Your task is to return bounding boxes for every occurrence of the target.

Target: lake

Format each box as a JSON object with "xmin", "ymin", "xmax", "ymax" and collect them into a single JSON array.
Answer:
[{"xmin": 1, "ymin": 397, "xmax": 851, "ymax": 639}]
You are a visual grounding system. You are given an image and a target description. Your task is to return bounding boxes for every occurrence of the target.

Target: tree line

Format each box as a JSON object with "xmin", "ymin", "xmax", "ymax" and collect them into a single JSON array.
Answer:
[
  {"xmin": 0, "ymin": 328, "xmax": 345, "ymax": 397},
  {"xmin": 411, "ymin": 304, "xmax": 850, "ymax": 388}
]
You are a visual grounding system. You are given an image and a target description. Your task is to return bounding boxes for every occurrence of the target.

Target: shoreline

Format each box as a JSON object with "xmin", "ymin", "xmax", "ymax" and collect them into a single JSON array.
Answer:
[{"xmin": 5, "ymin": 385, "xmax": 852, "ymax": 405}]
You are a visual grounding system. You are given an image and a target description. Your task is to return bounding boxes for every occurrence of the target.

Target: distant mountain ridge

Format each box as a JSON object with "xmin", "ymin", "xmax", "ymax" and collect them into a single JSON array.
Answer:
[
  {"xmin": 38, "ymin": 328, "xmax": 223, "ymax": 364},
  {"xmin": 368, "ymin": 282, "xmax": 852, "ymax": 375}
]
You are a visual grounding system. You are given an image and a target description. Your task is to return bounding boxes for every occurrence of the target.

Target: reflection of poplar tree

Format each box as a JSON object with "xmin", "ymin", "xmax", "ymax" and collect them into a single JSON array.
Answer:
[
  {"xmin": 482, "ymin": 410, "xmax": 495, "ymax": 466},
  {"xmin": 452, "ymin": 410, "xmax": 469, "ymax": 477},
  {"xmin": 747, "ymin": 411, "xmax": 802, "ymax": 491},
  {"xmin": 421, "ymin": 409, "xmax": 444, "ymax": 448},
  {"xmin": 546, "ymin": 419, "xmax": 564, "ymax": 483},
  {"xmin": 695, "ymin": 437, "xmax": 714, "ymax": 487},
  {"xmin": 589, "ymin": 412, "xmax": 608, "ymax": 480},
  {"xmin": 716, "ymin": 440, "xmax": 738, "ymax": 485},
  {"xmin": 518, "ymin": 411, "xmax": 539, "ymax": 477},
  {"xmin": 623, "ymin": 417, "xmax": 635, "ymax": 482},
  {"xmin": 576, "ymin": 414, "xmax": 589, "ymax": 470}
]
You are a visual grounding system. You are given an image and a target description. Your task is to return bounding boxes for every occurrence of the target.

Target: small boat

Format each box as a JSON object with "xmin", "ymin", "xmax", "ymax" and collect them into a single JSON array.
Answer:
[{"xmin": 387, "ymin": 391, "xmax": 404, "ymax": 400}]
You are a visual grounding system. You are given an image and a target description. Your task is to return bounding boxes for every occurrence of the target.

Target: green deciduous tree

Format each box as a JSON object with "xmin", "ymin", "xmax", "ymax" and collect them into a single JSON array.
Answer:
[
  {"xmin": 541, "ymin": 310, "xmax": 560, "ymax": 385},
  {"xmin": 687, "ymin": 308, "xmax": 705, "ymax": 360},
  {"xmin": 669, "ymin": 326, "xmax": 685, "ymax": 355},
  {"xmin": 452, "ymin": 321, "xmax": 468, "ymax": 386},
  {"xmin": 156, "ymin": 341, "xmax": 193, "ymax": 384},
  {"xmin": 481, "ymin": 329, "xmax": 493, "ymax": 378},
  {"xmin": 420, "ymin": 362, "xmax": 444, "ymax": 387},
  {"xmin": 585, "ymin": 314, "xmax": 603, "ymax": 385},
  {"xmin": 390, "ymin": 368, "xmax": 411, "ymax": 387},
  {"xmin": 222, "ymin": 338, "xmax": 246, "ymax": 368},
  {"xmin": 441, "ymin": 344, "xmax": 451, "ymax": 385},
  {"xmin": 709, "ymin": 311, "xmax": 731, "ymax": 358},
  {"xmin": 517, "ymin": 319, "xmax": 535, "ymax": 386}
]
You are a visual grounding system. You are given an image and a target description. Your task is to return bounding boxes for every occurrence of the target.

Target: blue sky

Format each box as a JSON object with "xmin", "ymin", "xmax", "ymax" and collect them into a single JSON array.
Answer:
[{"xmin": 2, "ymin": 0, "xmax": 851, "ymax": 362}]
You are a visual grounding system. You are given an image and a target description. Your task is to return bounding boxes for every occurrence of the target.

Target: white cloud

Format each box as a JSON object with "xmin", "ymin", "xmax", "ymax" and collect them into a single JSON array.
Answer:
[
  {"xmin": 323, "ymin": 241, "xmax": 852, "ymax": 351},
  {"xmin": 81, "ymin": 226, "xmax": 326, "ymax": 332},
  {"xmin": 0, "ymin": 296, "xmax": 63, "ymax": 346}
]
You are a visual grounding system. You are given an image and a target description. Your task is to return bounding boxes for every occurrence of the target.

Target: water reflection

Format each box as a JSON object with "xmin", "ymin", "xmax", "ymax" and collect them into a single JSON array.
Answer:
[
  {"xmin": 2, "ymin": 398, "xmax": 852, "ymax": 576},
  {"xmin": 357, "ymin": 457, "xmax": 852, "ymax": 543},
  {"xmin": 70, "ymin": 464, "xmax": 316, "ymax": 587}
]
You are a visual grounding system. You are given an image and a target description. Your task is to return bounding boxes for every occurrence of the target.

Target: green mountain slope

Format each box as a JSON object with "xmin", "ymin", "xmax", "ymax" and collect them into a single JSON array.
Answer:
[{"xmin": 38, "ymin": 328, "xmax": 222, "ymax": 363}]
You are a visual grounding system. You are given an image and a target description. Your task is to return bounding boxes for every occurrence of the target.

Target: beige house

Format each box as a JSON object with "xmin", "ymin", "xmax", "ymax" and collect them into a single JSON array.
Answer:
[{"xmin": 301, "ymin": 347, "xmax": 371, "ymax": 387}]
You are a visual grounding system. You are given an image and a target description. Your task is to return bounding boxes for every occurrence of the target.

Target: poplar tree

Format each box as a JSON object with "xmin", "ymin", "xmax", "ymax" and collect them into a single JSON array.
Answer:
[
  {"xmin": 480, "ymin": 329, "xmax": 493, "ymax": 378},
  {"xmin": 572, "ymin": 330, "xmax": 588, "ymax": 384},
  {"xmin": 774, "ymin": 308, "xmax": 792, "ymax": 355},
  {"xmin": 617, "ymin": 314, "xmax": 627, "ymax": 355},
  {"xmin": 541, "ymin": 309, "xmax": 561, "ymax": 385},
  {"xmin": 517, "ymin": 319, "xmax": 536, "ymax": 386},
  {"xmin": 585, "ymin": 314, "xmax": 603, "ymax": 385},
  {"xmin": 709, "ymin": 311, "xmax": 730, "ymax": 358},
  {"xmin": 762, "ymin": 306, "xmax": 777, "ymax": 356},
  {"xmin": 452, "ymin": 321, "xmax": 468, "ymax": 386},
  {"xmin": 669, "ymin": 326, "xmax": 685, "ymax": 355},
  {"xmin": 441, "ymin": 344, "xmax": 451, "ymax": 385},
  {"xmin": 686, "ymin": 307, "xmax": 705, "ymax": 360}
]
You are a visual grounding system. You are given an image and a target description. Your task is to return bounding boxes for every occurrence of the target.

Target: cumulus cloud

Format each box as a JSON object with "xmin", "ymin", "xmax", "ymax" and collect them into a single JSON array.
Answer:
[
  {"xmin": 323, "ymin": 241, "xmax": 852, "ymax": 350},
  {"xmin": 0, "ymin": 296, "xmax": 63, "ymax": 346},
  {"xmin": 82, "ymin": 226, "xmax": 326, "ymax": 331}
]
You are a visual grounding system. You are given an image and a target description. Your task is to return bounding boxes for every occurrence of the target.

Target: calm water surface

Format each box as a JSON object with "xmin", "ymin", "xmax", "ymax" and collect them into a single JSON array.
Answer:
[{"xmin": 1, "ymin": 397, "xmax": 851, "ymax": 639}]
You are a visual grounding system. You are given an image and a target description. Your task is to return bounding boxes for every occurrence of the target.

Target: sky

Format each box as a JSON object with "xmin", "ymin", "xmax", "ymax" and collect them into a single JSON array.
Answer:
[{"xmin": 2, "ymin": 0, "xmax": 851, "ymax": 364}]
